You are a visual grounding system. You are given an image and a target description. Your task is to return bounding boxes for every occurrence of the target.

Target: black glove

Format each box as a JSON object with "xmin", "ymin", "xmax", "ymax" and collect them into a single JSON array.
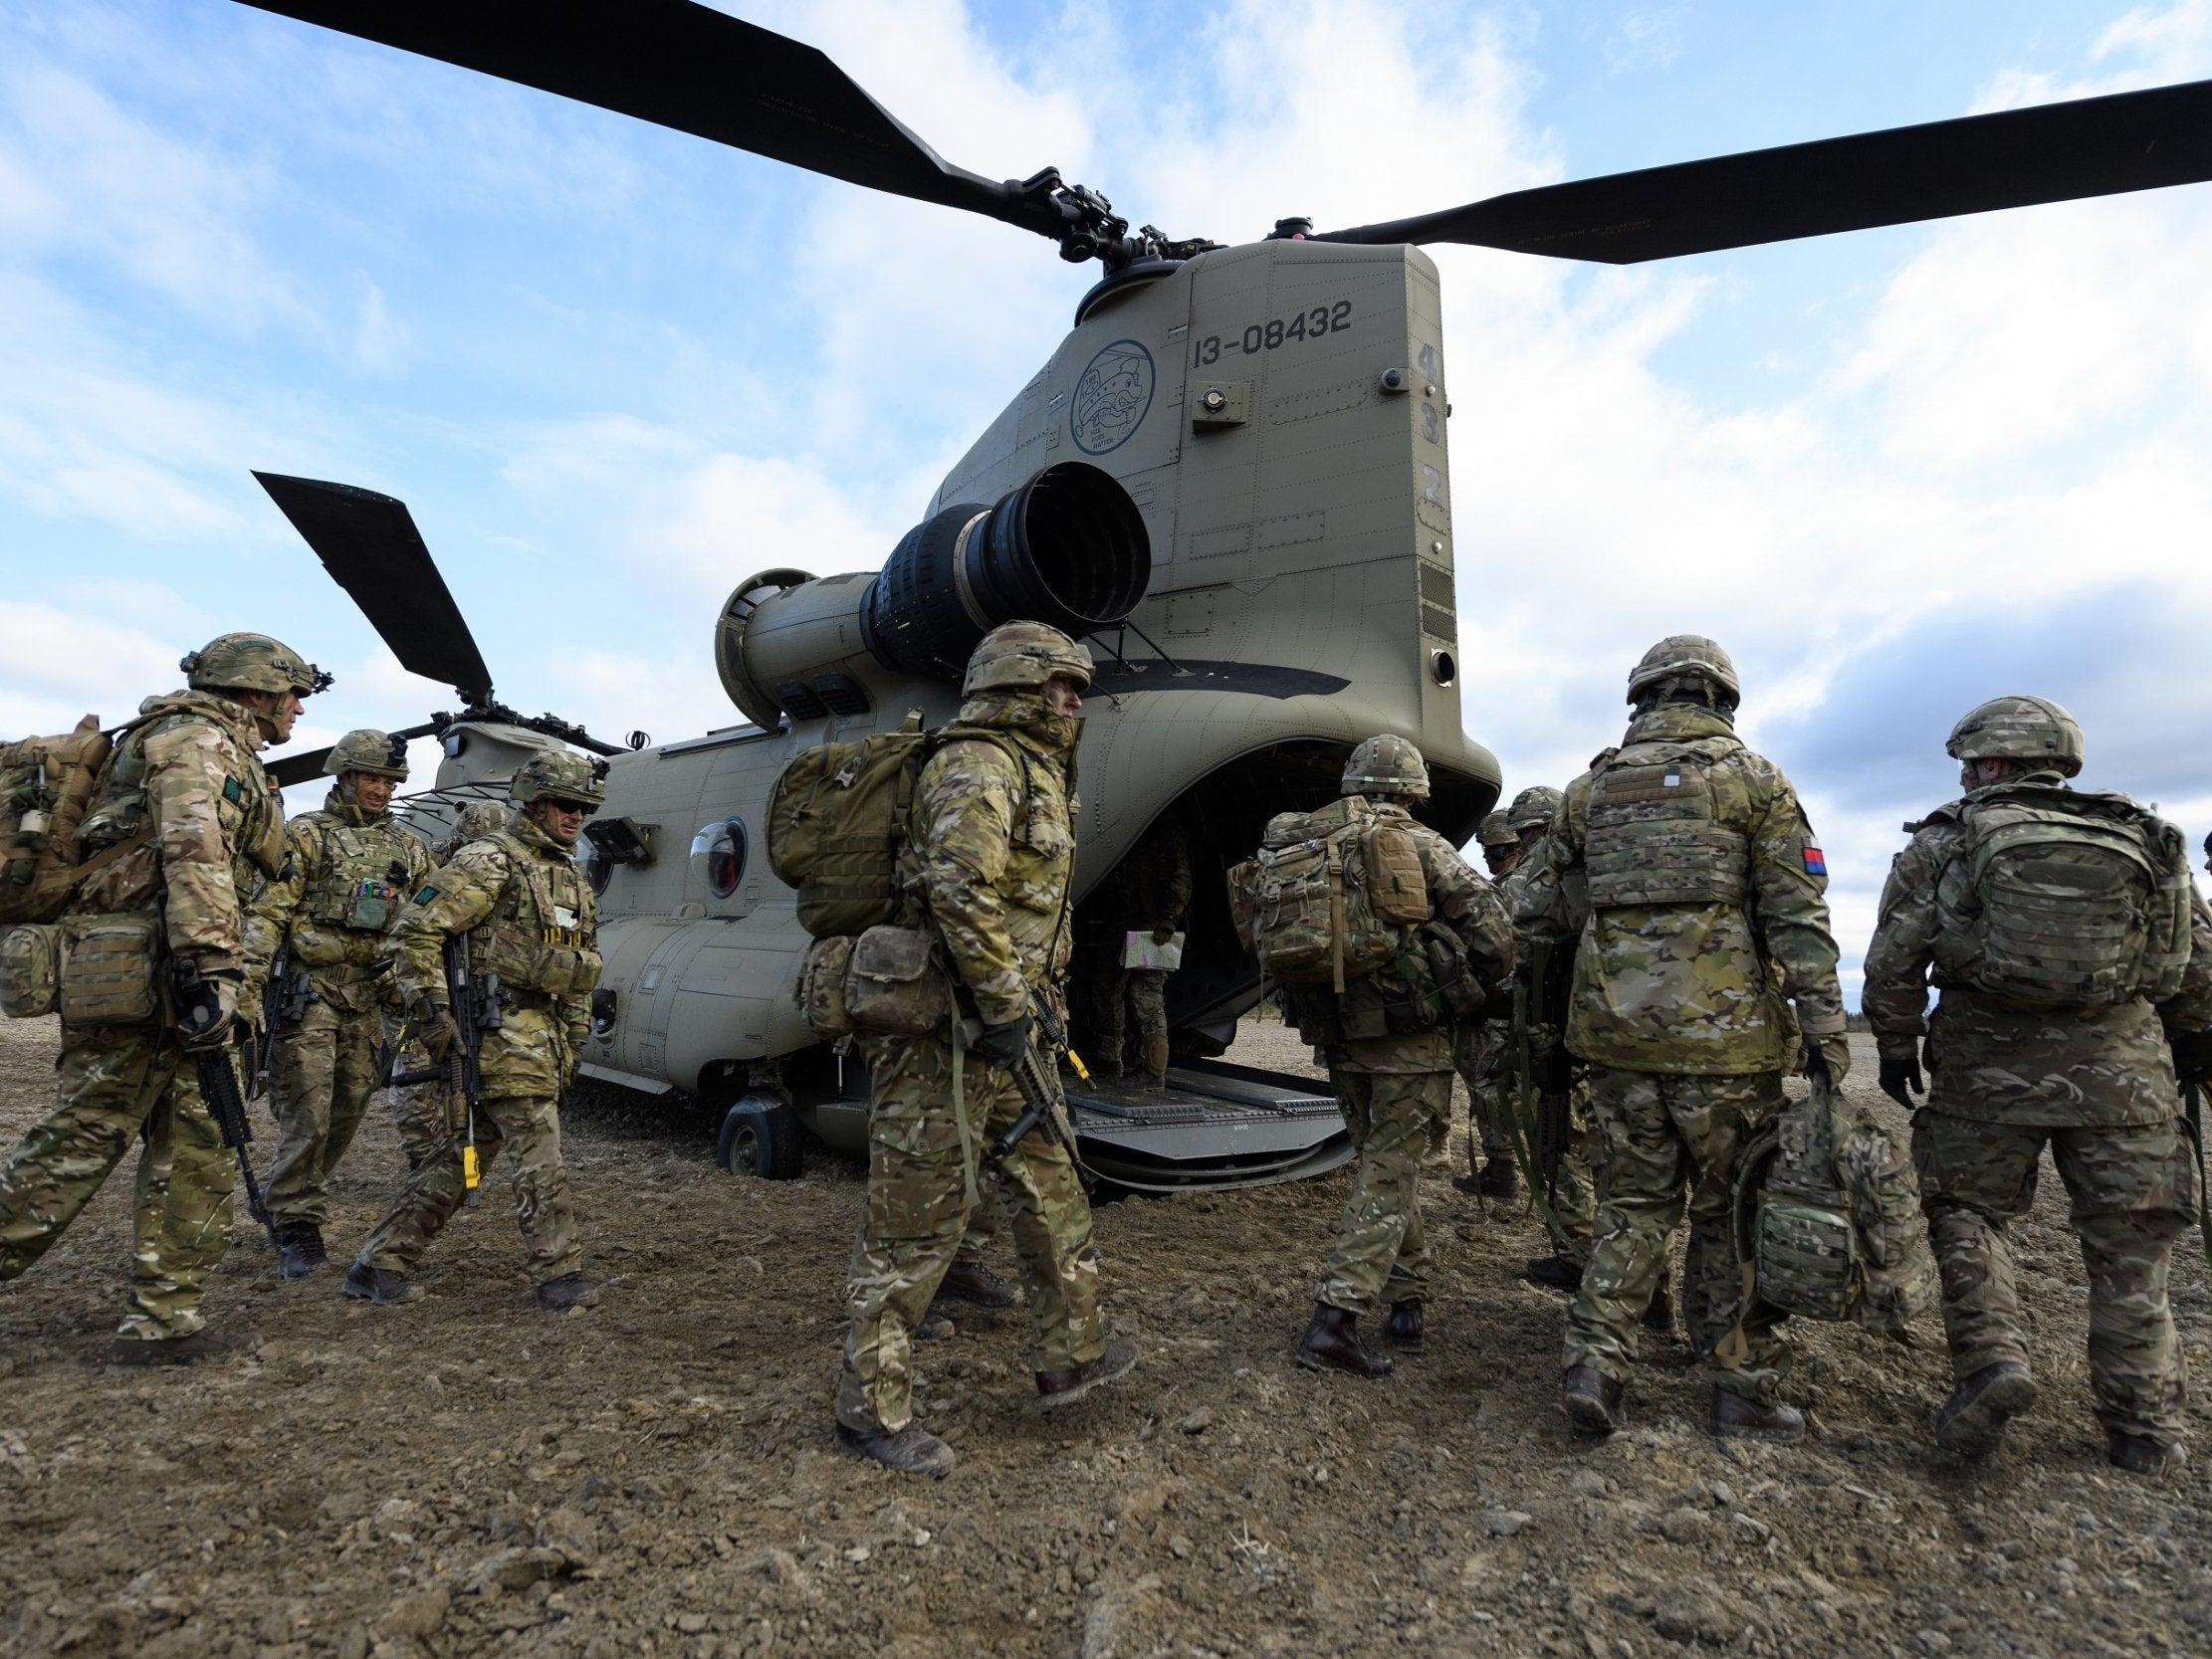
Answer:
[
  {"xmin": 174, "ymin": 970, "xmax": 242, "ymax": 1052},
  {"xmin": 970, "ymin": 1014, "xmax": 1033, "ymax": 1067},
  {"xmin": 1878, "ymin": 1052, "xmax": 1924, "ymax": 1110},
  {"xmin": 416, "ymin": 1002, "xmax": 460, "ymax": 1064}
]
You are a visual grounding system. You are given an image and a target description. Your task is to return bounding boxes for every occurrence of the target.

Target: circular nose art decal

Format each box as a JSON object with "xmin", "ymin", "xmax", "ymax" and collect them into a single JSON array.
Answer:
[{"xmin": 1070, "ymin": 339, "xmax": 1155, "ymax": 456}]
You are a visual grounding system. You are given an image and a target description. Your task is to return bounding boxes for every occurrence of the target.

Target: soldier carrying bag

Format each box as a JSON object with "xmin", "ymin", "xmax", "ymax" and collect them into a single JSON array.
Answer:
[{"xmin": 1227, "ymin": 799, "xmax": 1430, "ymax": 992}]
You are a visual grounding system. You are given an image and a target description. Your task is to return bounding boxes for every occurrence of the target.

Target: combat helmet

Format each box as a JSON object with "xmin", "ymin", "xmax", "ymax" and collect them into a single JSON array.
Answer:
[
  {"xmin": 1477, "ymin": 810, "xmax": 1518, "ymax": 850},
  {"xmin": 181, "ymin": 632, "xmax": 328, "ymax": 698},
  {"xmin": 962, "ymin": 621, "xmax": 1093, "ymax": 696},
  {"xmin": 325, "ymin": 728, "xmax": 409, "ymax": 782},
  {"xmin": 1341, "ymin": 733, "xmax": 1430, "ymax": 801},
  {"xmin": 1506, "ymin": 784, "xmax": 1564, "ymax": 833},
  {"xmin": 511, "ymin": 750, "xmax": 609, "ymax": 811},
  {"xmin": 1944, "ymin": 695, "xmax": 2085, "ymax": 779},
  {"xmin": 1627, "ymin": 635, "xmax": 1739, "ymax": 708}
]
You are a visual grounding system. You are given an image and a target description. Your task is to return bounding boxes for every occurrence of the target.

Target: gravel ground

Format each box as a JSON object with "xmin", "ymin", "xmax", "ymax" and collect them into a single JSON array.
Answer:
[{"xmin": 0, "ymin": 1015, "xmax": 2207, "ymax": 1659}]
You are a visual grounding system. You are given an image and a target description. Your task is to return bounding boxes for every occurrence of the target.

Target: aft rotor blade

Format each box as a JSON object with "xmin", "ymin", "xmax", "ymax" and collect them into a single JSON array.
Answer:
[
  {"xmin": 254, "ymin": 472, "xmax": 495, "ymax": 706},
  {"xmin": 266, "ymin": 746, "xmax": 334, "ymax": 788},
  {"xmin": 1313, "ymin": 78, "xmax": 2212, "ymax": 263},
  {"xmin": 237, "ymin": 1, "xmax": 1048, "ymax": 234}
]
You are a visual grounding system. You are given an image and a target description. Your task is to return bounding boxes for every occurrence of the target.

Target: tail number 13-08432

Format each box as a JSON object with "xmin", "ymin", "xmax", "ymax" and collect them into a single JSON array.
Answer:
[{"xmin": 1191, "ymin": 301, "xmax": 1353, "ymax": 366}]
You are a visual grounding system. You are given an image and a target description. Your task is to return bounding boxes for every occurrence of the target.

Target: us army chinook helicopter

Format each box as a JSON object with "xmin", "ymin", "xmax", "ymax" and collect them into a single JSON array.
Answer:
[{"xmin": 241, "ymin": 2, "xmax": 2212, "ymax": 1187}]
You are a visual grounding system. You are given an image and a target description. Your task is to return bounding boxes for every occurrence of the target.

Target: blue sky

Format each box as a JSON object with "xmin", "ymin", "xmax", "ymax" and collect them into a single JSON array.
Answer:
[{"xmin": 4, "ymin": 0, "xmax": 2211, "ymax": 1001}]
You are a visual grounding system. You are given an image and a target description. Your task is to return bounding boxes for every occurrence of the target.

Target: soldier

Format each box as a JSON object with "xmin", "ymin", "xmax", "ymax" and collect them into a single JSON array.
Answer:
[
  {"xmin": 1520, "ymin": 636, "xmax": 1847, "ymax": 1442},
  {"xmin": 242, "ymin": 729, "xmax": 431, "ymax": 1278},
  {"xmin": 1451, "ymin": 808, "xmax": 1528, "ymax": 1198},
  {"xmin": 340, "ymin": 751, "xmax": 606, "ymax": 1311},
  {"xmin": 1863, "ymin": 697, "xmax": 2212, "ymax": 1474},
  {"xmin": 1284, "ymin": 735, "xmax": 1514, "ymax": 1376},
  {"xmin": 0, "ymin": 633, "xmax": 322, "ymax": 1361},
  {"xmin": 1085, "ymin": 816, "xmax": 1192, "ymax": 1087},
  {"xmin": 835, "ymin": 622, "xmax": 1136, "ymax": 1477}
]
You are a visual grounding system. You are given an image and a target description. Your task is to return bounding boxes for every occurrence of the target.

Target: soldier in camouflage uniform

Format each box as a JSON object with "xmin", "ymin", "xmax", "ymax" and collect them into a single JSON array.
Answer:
[
  {"xmin": 836, "ymin": 623, "xmax": 1137, "ymax": 1477},
  {"xmin": 341, "ymin": 751, "xmax": 606, "ymax": 1311},
  {"xmin": 1085, "ymin": 816, "xmax": 1192, "ymax": 1087},
  {"xmin": 1450, "ymin": 809, "xmax": 1526, "ymax": 1197},
  {"xmin": 0, "ymin": 633, "xmax": 323, "ymax": 1362},
  {"xmin": 1283, "ymin": 735, "xmax": 1514, "ymax": 1377},
  {"xmin": 242, "ymin": 729, "xmax": 431, "ymax": 1278},
  {"xmin": 1520, "ymin": 637, "xmax": 1847, "ymax": 1442},
  {"xmin": 1864, "ymin": 697, "xmax": 2212, "ymax": 1475}
]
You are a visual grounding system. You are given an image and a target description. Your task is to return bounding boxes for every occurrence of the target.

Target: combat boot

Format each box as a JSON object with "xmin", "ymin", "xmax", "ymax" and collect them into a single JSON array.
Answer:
[
  {"xmin": 1563, "ymin": 1364, "xmax": 1626, "ymax": 1434},
  {"xmin": 1709, "ymin": 1389, "xmax": 1805, "ymax": 1445},
  {"xmin": 1036, "ymin": 1335, "xmax": 1138, "ymax": 1407},
  {"xmin": 2106, "ymin": 1430, "xmax": 2187, "ymax": 1476},
  {"xmin": 1642, "ymin": 1278, "xmax": 1676, "ymax": 1337},
  {"xmin": 1933, "ymin": 1361, "xmax": 2037, "ymax": 1458},
  {"xmin": 536, "ymin": 1273, "xmax": 599, "ymax": 1311},
  {"xmin": 1525, "ymin": 1255, "xmax": 1584, "ymax": 1292},
  {"xmin": 834, "ymin": 1421, "xmax": 956, "ymax": 1477},
  {"xmin": 1478, "ymin": 1158, "xmax": 1520, "ymax": 1200},
  {"xmin": 106, "ymin": 1328, "xmax": 261, "ymax": 1366},
  {"xmin": 1294, "ymin": 1304, "xmax": 1392, "ymax": 1378},
  {"xmin": 934, "ymin": 1261, "xmax": 1017, "ymax": 1310},
  {"xmin": 341, "ymin": 1262, "xmax": 422, "ymax": 1305},
  {"xmin": 1385, "ymin": 1299, "xmax": 1425, "ymax": 1353},
  {"xmin": 275, "ymin": 1221, "xmax": 327, "ymax": 1281}
]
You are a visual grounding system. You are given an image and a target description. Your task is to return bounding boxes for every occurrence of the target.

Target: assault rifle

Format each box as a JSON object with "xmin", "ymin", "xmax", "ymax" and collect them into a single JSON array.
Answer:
[
  {"xmin": 248, "ymin": 951, "xmax": 317, "ymax": 1111},
  {"xmin": 171, "ymin": 957, "xmax": 278, "ymax": 1245},
  {"xmin": 984, "ymin": 998, "xmax": 1088, "ymax": 1162},
  {"xmin": 1498, "ymin": 936, "xmax": 1580, "ymax": 1246},
  {"xmin": 390, "ymin": 935, "xmax": 502, "ymax": 1206}
]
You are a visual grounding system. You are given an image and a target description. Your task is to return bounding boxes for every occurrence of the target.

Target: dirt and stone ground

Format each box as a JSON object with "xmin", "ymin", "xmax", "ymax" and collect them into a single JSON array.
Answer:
[{"xmin": 0, "ymin": 1016, "xmax": 2207, "ymax": 1659}]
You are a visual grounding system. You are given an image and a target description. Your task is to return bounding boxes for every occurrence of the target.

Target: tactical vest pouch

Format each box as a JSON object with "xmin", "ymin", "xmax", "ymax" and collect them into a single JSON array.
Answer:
[
  {"xmin": 1584, "ymin": 744, "xmax": 1750, "ymax": 909},
  {"xmin": 0, "ymin": 924, "xmax": 60, "ymax": 1018},
  {"xmin": 795, "ymin": 934, "xmax": 856, "ymax": 1039},
  {"xmin": 0, "ymin": 717, "xmax": 117, "ymax": 926},
  {"xmin": 56, "ymin": 911, "xmax": 162, "ymax": 1027},
  {"xmin": 766, "ymin": 716, "xmax": 933, "ymax": 939},
  {"xmin": 1422, "ymin": 923, "xmax": 1485, "ymax": 1022},
  {"xmin": 1933, "ymin": 792, "xmax": 2182, "ymax": 1009},
  {"xmin": 842, "ymin": 925, "xmax": 950, "ymax": 1037},
  {"xmin": 1362, "ymin": 823, "xmax": 1431, "ymax": 927},
  {"xmin": 1753, "ymin": 1193, "xmax": 1859, "ymax": 1323}
]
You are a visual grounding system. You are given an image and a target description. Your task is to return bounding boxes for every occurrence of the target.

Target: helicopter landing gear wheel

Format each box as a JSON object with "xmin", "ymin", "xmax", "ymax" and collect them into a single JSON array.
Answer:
[{"xmin": 717, "ymin": 1093, "xmax": 801, "ymax": 1180}]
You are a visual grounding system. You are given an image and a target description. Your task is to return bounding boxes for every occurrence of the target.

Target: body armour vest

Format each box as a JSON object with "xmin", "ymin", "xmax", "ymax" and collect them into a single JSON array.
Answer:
[
  {"xmin": 470, "ymin": 830, "xmax": 601, "ymax": 999},
  {"xmin": 1584, "ymin": 736, "xmax": 1751, "ymax": 910},
  {"xmin": 290, "ymin": 811, "xmax": 422, "ymax": 969}
]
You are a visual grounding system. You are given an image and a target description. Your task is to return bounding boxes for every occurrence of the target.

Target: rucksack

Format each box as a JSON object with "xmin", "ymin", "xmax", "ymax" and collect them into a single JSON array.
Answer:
[
  {"xmin": 1931, "ymin": 786, "xmax": 2191, "ymax": 1010},
  {"xmin": 1733, "ymin": 1076, "xmax": 1937, "ymax": 1337},
  {"xmin": 1227, "ymin": 798, "xmax": 1430, "ymax": 990},
  {"xmin": 765, "ymin": 712, "xmax": 1027, "ymax": 939},
  {"xmin": 0, "ymin": 715, "xmax": 134, "ymax": 926}
]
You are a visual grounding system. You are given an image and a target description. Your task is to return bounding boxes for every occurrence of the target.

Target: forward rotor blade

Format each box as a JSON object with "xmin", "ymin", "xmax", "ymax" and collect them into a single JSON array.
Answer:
[
  {"xmin": 1314, "ymin": 78, "xmax": 2212, "ymax": 263},
  {"xmin": 237, "ymin": 1, "xmax": 1045, "ymax": 233},
  {"xmin": 254, "ymin": 472, "xmax": 494, "ymax": 705},
  {"xmin": 266, "ymin": 746, "xmax": 334, "ymax": 788}
]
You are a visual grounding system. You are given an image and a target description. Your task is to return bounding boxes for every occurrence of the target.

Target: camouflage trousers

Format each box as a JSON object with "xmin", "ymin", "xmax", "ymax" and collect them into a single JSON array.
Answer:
[
  {"xmin": 837, "ymin": 1026, "xmax": 1104, "ymax": 1434},
  {"xmin": 0, "ymin": 1023, "xmax": 236, "ymax": 1341},
  {"xmin": 355, "ymin": 1092, "xmax": 581, "ymax": 1285},
  {"xmin": 1451, "ymin": 1023, "xmax": 1516, "ymax": 1166},
  {"xmin": 384, "ymin": 1082, "xmax": 449, "ymax": 1172},
  {"xmin": 953, "ymin": 1179, "xmax": 1005, "ymax": 1267},
  {"xmin": 1567, "ymin": 1067, "xmax": 1787, "ymax": 1402},
  {"xmin": 1090, "ymin": 957, "xmax": 1169, "ymax": 1078},
  {"xmin": 1913, "ymin": 1112, "xmax": 2195, "ymax": 1442},
  {"xmin": 1543, "ymin": 1079, "xmax": 1596, "ymax": 1258},
  {"xmin": 1319, "ymin": 1069, "xmax": 1451, "ymax": 1315},
  {"xmin": 265, "ymin": 999, "xmax": 385, "ymax": 1226}
]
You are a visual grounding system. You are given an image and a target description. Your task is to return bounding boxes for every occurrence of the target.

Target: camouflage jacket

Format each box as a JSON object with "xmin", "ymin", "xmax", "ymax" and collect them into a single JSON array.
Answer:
[
  {"xmin": 1095, "ymin": 817, "xmax": 1193, "ymax": 934},
  {"xmin": 392, "ymin": 814, "xmax": 600, "ymax": 1098},
  {"xmin": 74, "ymin": 690, "xmax": 286, "ymax": 976},
  {"xmin": 907, "ymin": 691, "xmax": 1079, "ymax": 1029},
  {"xmin": 1516, "ymin": 705, "xmax": 1845, "ymax": 1076},
  {"xmin": 1328, "ymin": 802, "xmax": 1516, "ymax": 1075},
  {"xmin": 1863, "ymin": 771, "xmax": 2212, "ymax": 1127},
  {"xmin": 243, "ymin": 791, "xmax": 433, "ymax": 1012}
]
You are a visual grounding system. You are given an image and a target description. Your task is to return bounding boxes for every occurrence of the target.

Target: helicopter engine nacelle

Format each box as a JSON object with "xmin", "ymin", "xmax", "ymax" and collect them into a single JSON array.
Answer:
[{"xmin": 715, "ymin": 460, "xmax": 1149, "ymax": 727}]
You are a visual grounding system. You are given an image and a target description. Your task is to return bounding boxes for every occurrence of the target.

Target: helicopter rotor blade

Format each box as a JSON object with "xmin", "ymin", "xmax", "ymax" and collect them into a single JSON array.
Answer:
[
  {"xmin": 253, "ymin": 472, "xmax": 495, "ymax": 706},
  {"xmin": 1313, "ymin": 77, "xmax": 2212, "ymax": 263},
  {"xmin": 266, "ymin": 746, "xmax": 334, "ymax": 788},
  {"xmin": 236, "ymin": 1, "xmax": 1057, "ymax": 238}
]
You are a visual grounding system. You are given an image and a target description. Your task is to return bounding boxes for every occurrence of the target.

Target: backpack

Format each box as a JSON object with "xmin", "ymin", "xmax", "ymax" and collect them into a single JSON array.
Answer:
[
  {"xmin": 1733, "ymin": 1077, "xmax": 1937, "ymax": 1337},
  {"xmin": 765, "ymin": 712, "xmax": 1027, "ymax": 940},
  {"xmin": 1227, "ymin": 798, "xmax": 1430, "ymax": 990},
  {"xmin": 0, "ymin": 716, "xmax": 135, "ymax": 926},
  {"xmin": 1931, "ymin": 787, "xmax": 2191, "ymax": 1010}
]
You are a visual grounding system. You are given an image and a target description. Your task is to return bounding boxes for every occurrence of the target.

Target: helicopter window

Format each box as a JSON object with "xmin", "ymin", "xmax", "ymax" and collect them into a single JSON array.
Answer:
[
  {"xmin": 691, "ymin": 818, "xmax": 748, "ymax": 900},
  {"xmin": 583, "ymin": 849, "xmax": 614, "ymax": 897}
]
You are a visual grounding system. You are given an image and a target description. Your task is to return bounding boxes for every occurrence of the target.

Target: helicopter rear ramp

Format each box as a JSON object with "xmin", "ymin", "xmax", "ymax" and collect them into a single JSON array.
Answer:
[{"xmin": 1068, "ymin": 1060, "xmax": 1349, "ymax": 1193}]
